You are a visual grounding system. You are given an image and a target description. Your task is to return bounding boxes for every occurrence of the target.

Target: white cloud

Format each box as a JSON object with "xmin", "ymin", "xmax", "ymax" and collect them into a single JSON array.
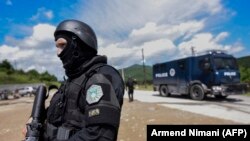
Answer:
[
  {"xmin": 138, "ymin": 38, "xmax": 176, "ymax": 64},
  {"xmin": 99, "ymin": 43, "xmax": 133, "ymax": 59},
  {"xmin": 99, "ymin": 38, "xmax": 176, "ymax": 68},
  {"xmin": 0, "ymin": 23, "xmax": 64, "ymax": 80},
  {"xmin": 127, "ymin": 20, "xmax": 204, "ymax": 47},
  {"xmin": 0, "ymin": 0, "xmax": 245, "ymax": 80},
  {"xmin": 177, "ymin": 32, "xmax": 244, "ymax": 57},
  {"xmin": 224, "ymin": 42, "xmax": 244, "ymax": 54},
  {"xmin": 214, "ymin": 32, "xmax": 229, "ymax": 42},
  {"xmin": 100, "ymin": 29, "xmax": 244, "ymax": 68},
  {"xmin": 97, "ymin": 19, "xmax": 207, "ymax": 67},
  {"xmin": 0, "ymin": 44, "xmax": 35, "ymax": 63},
  {"xmin": 30, "ymin": 8, "xmax": 54, "ymax": 21},
  {"xmin": 0, "ymin": 45, "xmax": 19, "ymax": 54},
  {"xmin": 45, "ymin": 11, "xmax": 53, "ymax": 19},
  {"xmin": 22, "ymin": 24, "xmax": 55, "ymax": 48},
  {"xmin": 75, "ymin": 0, "xmax": 236, "ymax": 68},
  {"xmin": 31, "ymin": 24, "xmax": 55, "ymax": 41},
  {"xmin": 130, "ymin": 22, "xmax": 159, "ymax": 37},
  {"xmin": 78, "ymin": 0, "xmax": 222, "ymax": 41},
  {"xmin": 26, "ymin": 65, "xmax": 36, "ymax": 72}
]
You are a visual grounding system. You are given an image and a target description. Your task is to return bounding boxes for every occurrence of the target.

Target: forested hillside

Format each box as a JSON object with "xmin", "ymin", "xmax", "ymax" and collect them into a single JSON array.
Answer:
[
  {"xmin": 0, "ymin": 59, "xmax": 58, "ymax": 85},
  {"xmin": 238, "ymin": 55, "xmax": 250, "ymax": 83}
]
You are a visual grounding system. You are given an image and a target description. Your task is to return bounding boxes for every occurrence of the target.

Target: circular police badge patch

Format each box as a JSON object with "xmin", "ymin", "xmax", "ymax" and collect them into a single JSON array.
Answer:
[
  {"xmin": 86, "ymin": 85, "xmax": 103, "ymax": 104},
  {"xmin": 169, "ymin": 68, "xmax": 175, "ymax": 77}
]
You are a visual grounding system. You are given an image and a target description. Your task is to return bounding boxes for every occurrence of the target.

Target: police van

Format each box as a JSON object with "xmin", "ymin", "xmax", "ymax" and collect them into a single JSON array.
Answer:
[{"xmin": 153, "ymin": 50, "xmax": 248, "ymax": 100}]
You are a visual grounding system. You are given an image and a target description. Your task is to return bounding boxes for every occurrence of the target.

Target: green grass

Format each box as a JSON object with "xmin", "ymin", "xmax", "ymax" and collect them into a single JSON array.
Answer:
[
  {"xmin": 135, "ymin": 84, "xmax": 153, "ymax": 91},
  {"xmin": 0, "ymin": 71, "xmax": 60, "ymax": 87},
  {"xmin": 244, "ymin": 92, "xmax": 250, "ymax": 96},
  {"xmin": 0, "ymin": 72, "xmax": 38, "ymax": 84}
]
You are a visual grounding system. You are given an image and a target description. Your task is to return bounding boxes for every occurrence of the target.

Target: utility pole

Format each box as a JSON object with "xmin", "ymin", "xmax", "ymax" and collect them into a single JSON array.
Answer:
[
  {"xmin": 121, "ymin": 68, "xmax": 125, "ymax": 82},
  {"xmin": 191, "ymin": 46, "xmax": 195, "ymax": 56},
  {"xmin": 141, "ymin": 48, "xmax": 146, "ymax": 88}
]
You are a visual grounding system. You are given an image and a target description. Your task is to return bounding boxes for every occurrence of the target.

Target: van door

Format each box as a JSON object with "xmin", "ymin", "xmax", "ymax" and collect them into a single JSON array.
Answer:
[
  {"xmin": 198, "ymin": 56, "xmax": 214, "ymax": 88},
  {"xmin": 177, "ymin": 60, "xmax": 188, "ymax": 94}
]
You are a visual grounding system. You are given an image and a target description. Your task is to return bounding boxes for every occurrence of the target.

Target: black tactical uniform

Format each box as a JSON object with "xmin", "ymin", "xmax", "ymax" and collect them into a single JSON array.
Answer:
[
  {"xmin": 126, "ymin": 77, "xmax": 136, "ymax": 102},
  {"xmin": 43, "ymin": 20, "xmax": 124, "ymax": 141}
]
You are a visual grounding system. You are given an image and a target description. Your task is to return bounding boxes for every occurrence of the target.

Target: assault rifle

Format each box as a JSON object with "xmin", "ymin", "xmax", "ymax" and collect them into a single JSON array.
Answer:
[{"xmin": 25, "ymin": 85, "xmax": 47, "ymax": 141}]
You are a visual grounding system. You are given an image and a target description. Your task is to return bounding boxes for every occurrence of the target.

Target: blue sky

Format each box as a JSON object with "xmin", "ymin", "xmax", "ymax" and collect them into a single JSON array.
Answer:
[{"xmin": 0, "ymin": 0, "xmax": 249, "ymax": 79}]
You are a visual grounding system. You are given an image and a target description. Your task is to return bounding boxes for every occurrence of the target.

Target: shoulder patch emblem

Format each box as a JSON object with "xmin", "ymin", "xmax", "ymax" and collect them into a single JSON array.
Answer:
[
  {"xmin": 88, "ymin": 108, "xmax": 100, "ymax": 117},
  {"xmin": 86, "ymin": 85, "xmax": 103, "ymax": 104}
]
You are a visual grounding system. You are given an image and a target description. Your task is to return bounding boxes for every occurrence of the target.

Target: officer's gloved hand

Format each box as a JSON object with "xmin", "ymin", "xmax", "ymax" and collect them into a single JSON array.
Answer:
[{"xmin": 22, "ymin": 117, "xmax": 33, "ymax": 137}]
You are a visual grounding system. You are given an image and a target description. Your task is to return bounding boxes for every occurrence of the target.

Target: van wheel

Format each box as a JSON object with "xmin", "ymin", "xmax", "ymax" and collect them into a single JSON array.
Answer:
[
  {"xmin": 190, "ymin": 84, "xmax": 205, "ymax": 100},
  {"xmin": 159, "ymin": 85, "xmax": 170, "ymax": 97}
]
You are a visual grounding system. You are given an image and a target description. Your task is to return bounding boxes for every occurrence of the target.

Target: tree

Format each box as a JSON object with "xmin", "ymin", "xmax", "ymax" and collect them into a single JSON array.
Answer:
[
  {"xmin": 240, "ymin": 66, "xmax": 250, "ymax": 82},
  {"xmin": 0, "ymin": 59, "xmax": 14, "ymax": 71},
  {"xmin": 40, "ymin": 71, "xmax": 57, "ymax": 82},
  {"xmin": 27, "ymin": 69, "xmax": 39, "ymax": 77},
  {"xmin": 16, "ymin": 69, "xmax": 25, "ymax": 75}
]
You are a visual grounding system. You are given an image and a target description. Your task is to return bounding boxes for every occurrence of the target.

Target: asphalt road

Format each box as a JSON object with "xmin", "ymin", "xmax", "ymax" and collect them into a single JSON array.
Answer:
[{"xmin": 126, "ymin": 90, "xmax": 250, "ymax": 124}]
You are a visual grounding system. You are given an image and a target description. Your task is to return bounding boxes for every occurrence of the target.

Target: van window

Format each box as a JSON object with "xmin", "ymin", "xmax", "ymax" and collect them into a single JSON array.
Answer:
[
  {"xmin": 178, "ymin": 61, "xmax": 185, "ymax": 70},
  {"xmin": 199, "ymin": 57, "xmax": 211, "ymax": 71},
  {"xmin": 214, "ymin": 57, "xmax": 238, "ymax": 70}
]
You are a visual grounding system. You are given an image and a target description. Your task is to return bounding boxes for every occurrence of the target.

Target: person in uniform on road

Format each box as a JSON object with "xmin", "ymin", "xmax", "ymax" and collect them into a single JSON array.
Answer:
[
  {"xmin": 23, "ymin": 19, "xmax": 124, "ymax": 141},
  {"xmin": 126, "ymin": 77, "xmax": 136, "ymax": 102}
]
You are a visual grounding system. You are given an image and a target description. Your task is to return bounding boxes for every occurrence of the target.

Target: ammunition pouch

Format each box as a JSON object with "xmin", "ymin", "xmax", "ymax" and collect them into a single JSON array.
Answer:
[
  {"xmin": 45, "ymin": 123, "xmax": 58, "ymax": 140},
  {"xmin": 44, "ymin": 123, "xmax": 76, "ymax": 141},
  {"xmin": 47, "ymin": 85, "xmax": 66, "ymax": 126},
  {"xmin": 57, "ymin": 126, "xmax": 75, "ymax": 140}
]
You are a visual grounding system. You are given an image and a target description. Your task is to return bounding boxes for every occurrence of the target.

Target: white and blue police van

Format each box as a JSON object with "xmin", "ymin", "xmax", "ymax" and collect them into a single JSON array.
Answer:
[{"xmin": 153, "ymin": 50, "xmax": 248, "ymax": 100}]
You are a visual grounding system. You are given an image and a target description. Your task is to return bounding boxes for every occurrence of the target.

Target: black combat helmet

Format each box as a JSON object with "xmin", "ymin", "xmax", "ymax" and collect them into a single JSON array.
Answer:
[{"xmin": 54, "ymin": 19, "xmax": 97, "ymax": 53}]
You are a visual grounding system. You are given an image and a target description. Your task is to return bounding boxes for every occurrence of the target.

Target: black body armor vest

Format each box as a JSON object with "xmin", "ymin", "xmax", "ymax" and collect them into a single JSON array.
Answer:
[{"xmin": 45, "ymin": 63, "xmax": 106, "ymax": 140}]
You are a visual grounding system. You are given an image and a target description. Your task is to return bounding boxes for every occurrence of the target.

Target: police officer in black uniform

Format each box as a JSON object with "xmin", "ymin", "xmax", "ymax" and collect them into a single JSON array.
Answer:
[
  {"xmin": 43, "ymin": 19, "xmax": 124, "ymax": 141},
  {"xmin": 126, "ymin": 77, "xmax": 136, "ymax": 102}
]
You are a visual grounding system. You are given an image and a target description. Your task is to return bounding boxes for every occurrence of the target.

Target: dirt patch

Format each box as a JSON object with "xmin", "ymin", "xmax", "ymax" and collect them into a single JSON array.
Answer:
[
  {"xmin": 118, "ymin": 99, "xmax": 237, "ymax": 141},
  {"xmin": 0, "ymin": 97, "xmax": 236, "ymax": 141}
]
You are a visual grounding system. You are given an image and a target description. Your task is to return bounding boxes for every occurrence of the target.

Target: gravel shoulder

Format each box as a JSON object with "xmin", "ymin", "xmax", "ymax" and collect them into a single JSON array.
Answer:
[{"xmin": 0, "ymin": 97, "xmax": 237, "ymax": 141}]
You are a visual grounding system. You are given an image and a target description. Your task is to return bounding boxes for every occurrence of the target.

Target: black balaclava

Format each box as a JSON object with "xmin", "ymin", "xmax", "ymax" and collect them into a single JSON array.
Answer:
[{"xmin": 56, "ymin": 34, "xmax": 96, "ymax": 78}]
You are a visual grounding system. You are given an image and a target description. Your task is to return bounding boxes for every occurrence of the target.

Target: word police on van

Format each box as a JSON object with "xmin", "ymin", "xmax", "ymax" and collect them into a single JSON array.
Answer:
[{"xmin": 153, "ymin": 50, "xmax": 248, "ymax": 100}]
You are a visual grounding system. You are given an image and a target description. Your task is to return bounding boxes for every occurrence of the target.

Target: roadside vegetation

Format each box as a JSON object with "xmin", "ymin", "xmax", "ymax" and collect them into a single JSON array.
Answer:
[
  {"xmin": 245, "ymin": 92, "xmax": 250, "ymax": 96},
  {"xmin": 136, "ymin": 84, "xmax": 153, "ymax": 91},
  {"xmin": 0, "ymin": 59, "xmax": 59, "ymax": 86}
]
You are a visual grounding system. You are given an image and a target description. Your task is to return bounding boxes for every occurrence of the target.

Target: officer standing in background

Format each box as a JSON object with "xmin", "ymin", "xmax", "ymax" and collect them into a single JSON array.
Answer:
[
  {"xmin": 24, "ymin": 19, "xmax": 124, "ymax": 141},
  {"xmin": 126, "ymin": 77, "xmax": 136, "ymax": 102}
]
